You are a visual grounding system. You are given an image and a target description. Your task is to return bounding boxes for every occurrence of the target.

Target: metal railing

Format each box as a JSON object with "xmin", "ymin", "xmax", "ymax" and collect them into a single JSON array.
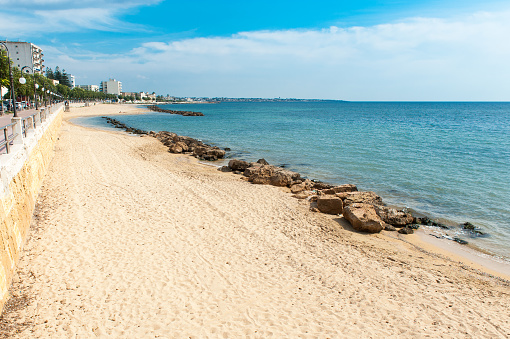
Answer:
[
  {"xmin": 0, "ymin": 103, "xmax": 63, "ymax": 155},
  {"xmin": 0, "ymin": 122, "xmax": 17, "ymax": 155}
]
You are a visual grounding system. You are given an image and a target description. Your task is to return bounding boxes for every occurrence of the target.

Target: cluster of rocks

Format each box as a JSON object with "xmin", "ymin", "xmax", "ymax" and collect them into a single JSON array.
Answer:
[
  {"xmin": 221, "ymin": 158, "xmax": 477, "ymax": 237},
  {"xmin": 102, "ymin": 117, "xmax": 227, "ymax": 161},
  {"xmin": 147, "ymin": 105, "xmax": 204, "ymax": 116},
  {"xmin": 103, "ymin": 117, "xmax": 148, "ymax": 135},
  {"xmin": 149, "ymin": 131, "xmax": 227, "ymax": 161}
]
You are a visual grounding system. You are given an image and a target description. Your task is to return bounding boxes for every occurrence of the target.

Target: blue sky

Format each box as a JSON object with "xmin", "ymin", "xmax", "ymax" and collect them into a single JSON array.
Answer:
[{"xmin": 1, "ymin": 0, "xmax": 509, "ymax": 100}]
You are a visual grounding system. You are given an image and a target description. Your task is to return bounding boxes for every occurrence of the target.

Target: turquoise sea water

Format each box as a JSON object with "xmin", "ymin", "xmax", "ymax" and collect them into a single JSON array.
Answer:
[{"xmin": 75, "ymin": 102, "xmax": 510, "ymax": 261}]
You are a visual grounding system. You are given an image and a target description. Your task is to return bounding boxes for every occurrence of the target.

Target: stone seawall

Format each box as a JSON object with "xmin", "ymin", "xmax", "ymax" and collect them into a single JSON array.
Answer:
[{"xmin": 0, "ymin": 107, "xmax": 63, "ymax": 313}]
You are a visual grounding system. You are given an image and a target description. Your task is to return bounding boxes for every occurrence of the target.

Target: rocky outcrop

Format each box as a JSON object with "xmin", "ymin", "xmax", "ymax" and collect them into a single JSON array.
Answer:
[
  {"xmin": 343, "ymin": 203, "xmax": 385, "ymax": 233},
  {"xmin": 103, "ymin": 118, "xmax": 227, "ymax": 161},
  {"xmin": 373, "ymin": 205, "xmax": 414, "ymax": 226},
  {"xmin": 147, "ymin": 105, "xmax": 204, "ymax": 116},
  {"xmin": 229, "ymin": 159, "xmax": 250, "ymax": 172},
  {"xmin": 227, "ymin": 161, "xmax": 302, "ymax": 188},
  {"xmin": 103, "ymin": 117, "xmax": 148, "ymax": 135},
  {"xmin": 150, "ymin": 131, "xmax": 227, "ymax": 161},
  {"xmin": 317, "ymin": 196, "xmax": 343, "ymax": 215}
]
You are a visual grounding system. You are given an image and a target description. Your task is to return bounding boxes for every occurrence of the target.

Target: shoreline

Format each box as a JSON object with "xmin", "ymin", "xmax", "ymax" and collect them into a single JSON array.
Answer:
[
  {"xmin": 3, "ymin": 103, "xmax": 508, "ymax": 337},
  {"xmin": 88, "ymin": 104, "xmax": 510, "ymax": 279}
]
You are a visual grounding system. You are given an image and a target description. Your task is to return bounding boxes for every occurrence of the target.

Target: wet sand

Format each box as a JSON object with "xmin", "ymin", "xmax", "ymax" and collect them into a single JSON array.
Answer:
[{"xmin": 1, "ymin": 103, "xmax": 509, "ymax": 338}]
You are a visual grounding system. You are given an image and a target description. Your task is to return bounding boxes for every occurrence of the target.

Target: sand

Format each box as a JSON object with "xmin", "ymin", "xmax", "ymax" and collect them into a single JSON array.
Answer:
[{"xmin": 1, "ymin": 103, "xmax": 509, "ymax": 338}]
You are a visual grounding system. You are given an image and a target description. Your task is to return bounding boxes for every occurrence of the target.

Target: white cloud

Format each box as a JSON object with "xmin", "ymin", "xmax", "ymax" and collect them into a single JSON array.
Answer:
[
  {"xmin": 0, "ymin": 0, "xmax": 160, "ymax": 35},
  {"xmin": 44, "ymin": 9, "xmax": 510, "ymax": 100}
]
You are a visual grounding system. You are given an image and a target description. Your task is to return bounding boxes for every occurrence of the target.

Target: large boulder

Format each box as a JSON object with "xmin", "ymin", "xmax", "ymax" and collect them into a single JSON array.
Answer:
[
  {"xmin": 317, "ymin": 196, "xmax": 343, "ymax": 215},
  {"xmin": 207, "ymin": 147, "xmax": 226, "ymax": 158},
  {"xmin": 338, "ymin": 191, "xmax": 383, "ymax": 207},
  {"xmin": 322, "ymin": 184, "xmax": 358, "ymax": 195},
  {"xmin": 175, "ymin": 141, "xmax": 189, "ymax": 152},
  {"xmin": 343, "ymin": 203, "xmax": 384, "ymax": 233},
  {"xmin": 290, "ymin": 182, "xmax": 307, "ymax": 193},
  {"xmin": 228, "ymin": 159, "xmax": 250, "ymax": 171},
  {"xmin": 248, "ymin": 165, "xmax": 300, "ymax": 187},
  {"xmin": 373, "ymin": 205, "xmax": 413, "ymax": 226},
  {"xmin": 169, "ymin": 144, "xmax": 183, "ymax": 153}
]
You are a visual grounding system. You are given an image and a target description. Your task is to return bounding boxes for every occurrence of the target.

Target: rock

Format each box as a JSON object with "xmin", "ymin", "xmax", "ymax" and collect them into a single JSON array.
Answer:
[
  {"xmin": 322, "ymin": 184, "xmax": 358, "ymax": 194},
  {"xmin": 207, "ymin": 148, "xmax": 226, "ymax": 158},
  {"xmin": 269, "ymin": 170, "xmax": 294, "ymax": 187},
  {"xmin": 249, "ymin": 165, "xmax": 275, "ymax": 185},
  {"xmin": 175, "ymin": 141, "xmax": 189, "ymax": 152},
  {"xmin": 310, "ymin": 207, "xmax": 320, "ymax": 212},
  {"xmin": 218, "ymin": 166, "xmax": 232, "ymax": 172},
  {"xmin": 416, "ymin": 217, "xmax": 449, "ymax": 229},
  {"xmin": 317, "ymin": 196, "xmax": 343, "ymax": 215},
  {"xmin": 398, "ymin": 227, "xmax": 414, "ymax": 235},
  {"xmin": 257, "ymin": 158, "xmax": 269, "ymax": 165},
  {"xmin": 384, "ymin": 224, "xmax": 397, "ymax": 231},
  {"xmin": 228, "ymin": 159, "xmax": 250, "ymax": 171},
  {"xmin": 340, "ymin": 191, "xmax": 383, "ymax": 207},
  {"xmin": 243, "ymin": 163, "xmax": 262, "ymax": 177},
  {"xmin": 290, "ymin": 183, "xmax": 307, "ymax": 193},
  {"xmin": 343, "ymin": 203, "xmax": 384, "ymax": 233},
  {"xmin": 169, "ymin": 144, "xmax": 183, "ymax": 153},
  {"xmin": 453, "ymin": 237, "xmax": 468, "ymax": 245},
  {"xmin": 248, "ymin": 165, "xmax": 300, "ymax": 187},
  {"xmin": 201, "ymin": 154, "xmax": 218, "ymax": 161},
  {"xmin": 462, "ymin": 222, "xmax": 476, "ymax": 230},
  {"xmin": 373, "ymin": 205, "xmax": 414, "ymax": 226}
]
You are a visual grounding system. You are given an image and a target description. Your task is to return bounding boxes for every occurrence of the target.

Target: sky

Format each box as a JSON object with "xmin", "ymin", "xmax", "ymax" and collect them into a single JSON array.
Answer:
[{"xmin": 1, "ymin": 0, "xmax": 509, "ymax": 100}]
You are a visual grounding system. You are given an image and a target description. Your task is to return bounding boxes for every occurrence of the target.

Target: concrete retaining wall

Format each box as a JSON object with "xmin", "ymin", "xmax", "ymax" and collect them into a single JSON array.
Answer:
[{"xmin": 0, "ymin": 106, "xmax": 63, "ymax": 313}]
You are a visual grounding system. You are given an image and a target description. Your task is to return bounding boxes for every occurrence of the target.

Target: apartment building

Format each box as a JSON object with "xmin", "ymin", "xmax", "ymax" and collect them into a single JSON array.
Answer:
[
  {"xmin": 1, "ymin": 41, "xmax": 44, "ymax": 74},
  {"xmin": 100, "ymin": 79, "xmax": 122, "ymax": 95},
  {"xmin": 77, "ymin": 84, "xmax": 99, "ymax": 92}
]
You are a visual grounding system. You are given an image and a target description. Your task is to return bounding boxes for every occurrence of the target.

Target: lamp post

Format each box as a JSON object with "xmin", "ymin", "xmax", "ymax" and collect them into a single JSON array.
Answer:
[
  {"xmin": 20, "ymin": 66, "xmax": 38, "ymax": 110},
  {"xmin": 0, "ymin": 41, "xmax": 17, "ymax": 117}
]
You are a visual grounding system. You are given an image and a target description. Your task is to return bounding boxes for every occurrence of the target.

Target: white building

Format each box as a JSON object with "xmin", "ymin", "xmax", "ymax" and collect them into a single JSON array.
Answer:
[
  {"xmin": 1, "ymin": 41, "xmax": 44, "ymax": 74},
  {"xmin": 100, "ymin": 78, "xmax": 122, "ymax": 95},
  {"xmin": 77, "ymin": 84, "xmax": 99, "ymax": 92},
  {"xmin": 67, "ymin": 74, "xmax": 76, "ymax": 88}
]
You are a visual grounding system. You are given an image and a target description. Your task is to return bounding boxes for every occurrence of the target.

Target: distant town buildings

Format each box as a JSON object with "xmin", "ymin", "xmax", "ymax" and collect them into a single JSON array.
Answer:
[
  {"xmin": 1, "ymin": 41, "xmax": 44, "ymax": 74},
  {"xmin": 77, "ymin": 84, "xmax": 99, "ymax": 92},
  {"xmin": 100, "ymin": 78, "xmax": 122, "ymax": 95}
]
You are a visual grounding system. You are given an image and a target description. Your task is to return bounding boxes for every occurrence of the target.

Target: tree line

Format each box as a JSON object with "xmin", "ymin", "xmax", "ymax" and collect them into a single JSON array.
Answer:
[{"xmin": 1, "ymin": 51, "xmax": 117, "ymax": 106}]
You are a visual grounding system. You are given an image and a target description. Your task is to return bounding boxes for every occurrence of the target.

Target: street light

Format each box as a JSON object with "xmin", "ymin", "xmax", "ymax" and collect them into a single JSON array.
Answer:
[
  {"xmin": 20, "ymin": 65, "xmax": 38, "ymax": 110},
  {"xmin": 0, "ymin": 41, "xmax": 18, "ymax": 117}
]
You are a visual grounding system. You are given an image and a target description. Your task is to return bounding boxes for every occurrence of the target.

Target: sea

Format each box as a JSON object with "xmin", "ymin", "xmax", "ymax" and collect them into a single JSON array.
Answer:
[{"xmin": 74, "ymin": 101, "xmax": 510, "ymax": 262}]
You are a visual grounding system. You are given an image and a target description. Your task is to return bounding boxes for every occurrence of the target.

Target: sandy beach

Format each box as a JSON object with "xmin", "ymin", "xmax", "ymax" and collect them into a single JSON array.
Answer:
[{"xmin": 1, "ymin": 103, "xmax": 509, "ymax": 338}]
